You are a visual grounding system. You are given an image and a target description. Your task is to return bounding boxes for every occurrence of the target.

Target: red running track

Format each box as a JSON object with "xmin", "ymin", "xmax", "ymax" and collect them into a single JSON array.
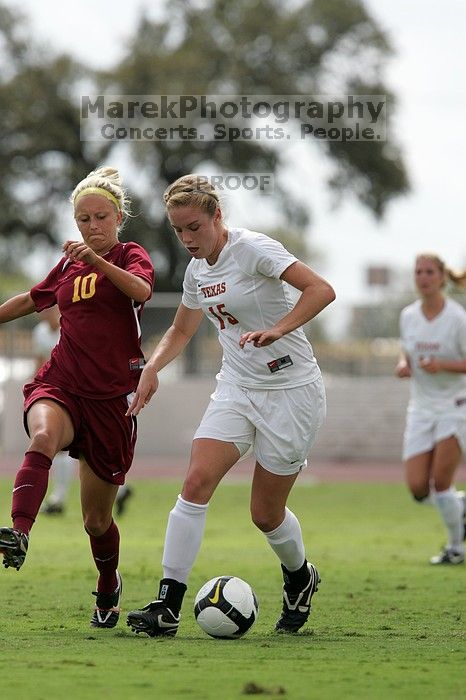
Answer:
[{"xmin": 1, "ymin": 454, "xmax": 465, "ymax": 483}]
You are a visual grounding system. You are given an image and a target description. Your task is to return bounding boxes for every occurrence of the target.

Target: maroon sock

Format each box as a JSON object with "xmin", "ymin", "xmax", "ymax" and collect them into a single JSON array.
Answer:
[
  {"xmin": 11, "ymin": 451, "xmax": 52, "ymax": 534},
  {"xmin": 89, "ymin": 520, "xmax": 120, "ymax": 593}
]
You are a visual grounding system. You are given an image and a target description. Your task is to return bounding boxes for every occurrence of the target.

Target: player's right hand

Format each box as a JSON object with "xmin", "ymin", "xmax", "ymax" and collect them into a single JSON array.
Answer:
[{"xmin": 126, "ymin": 368, "xmax": 159, "ymax": 416}]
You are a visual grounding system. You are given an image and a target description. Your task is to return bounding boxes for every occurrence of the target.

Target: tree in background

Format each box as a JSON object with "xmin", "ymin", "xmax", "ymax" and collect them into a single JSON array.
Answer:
[
  {"xmin": 0, "ymin": 4, "xmax": 110, "ymax": 285},
  {"xmin": 100, "ymin": 0, "xmax": 408, "ymax": 288},
  {"xmin": 0, "ymin": 0, "xmax": 408, "ymax": 293}
]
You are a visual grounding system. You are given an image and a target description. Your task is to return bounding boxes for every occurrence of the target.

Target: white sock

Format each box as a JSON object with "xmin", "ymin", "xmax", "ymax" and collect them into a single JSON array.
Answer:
[
  {"xmin": 116, "ymin": 484, "xmax": 129, "ymax": 500},
  {"xmin": 433, "ymin": 487, "xmax": 464, "ymax": 552},
  {"xmin": 162, "ymin": 495, "xmax": 208, "ymax": 584},
  {"xmin": 264, "ymin": 507, "xmax": 306, "ymax": 572},
  {"xmin": 50, "ymin": 454, "xmax": 75, "ymax": 503}
]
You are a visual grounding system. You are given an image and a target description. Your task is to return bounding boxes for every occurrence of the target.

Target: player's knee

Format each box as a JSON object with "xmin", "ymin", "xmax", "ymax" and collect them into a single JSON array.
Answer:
[
  {"xmin": 83, "ymin": 515, "xmax": 110, "ymax": 537},
  {"xmin": 182, "ymin": 474, "xmax": 214, "ymax": 503},
  {"xmin": 29, "ymin": 430, "xmax": 58, "ymax": 456},
  {"xmin": 250, "ymin": 506, "xmax": 278, "ymax": 533}
]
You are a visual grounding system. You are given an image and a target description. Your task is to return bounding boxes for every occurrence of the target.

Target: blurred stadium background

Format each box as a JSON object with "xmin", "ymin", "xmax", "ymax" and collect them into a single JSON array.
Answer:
[
  {"xmin": 2, "ymin": 285, "xmax": 466, "ymax": 470},
  {"xmin": 0, "ymin": 287, "xmax": 440, "ymax": 464},
  {"xmin": 0, "ymin": 1, "xmax": 464, "ymax": 475}
]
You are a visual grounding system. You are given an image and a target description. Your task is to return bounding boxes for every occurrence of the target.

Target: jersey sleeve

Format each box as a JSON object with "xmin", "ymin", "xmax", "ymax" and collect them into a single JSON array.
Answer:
[
  {"xmin": 181, "ymin": 263, "xmax": 201, "ymax": 309},
  {"xmin": 233, "ymin": 232, "xmax": 297, "ymax": 279},
  {"xmin": 30, "ymin": 260, "xmax": 66, "ymax": 312},
  {"xmin": 121, "ymin": 242, "xmax": 155, "ymax": 296}
]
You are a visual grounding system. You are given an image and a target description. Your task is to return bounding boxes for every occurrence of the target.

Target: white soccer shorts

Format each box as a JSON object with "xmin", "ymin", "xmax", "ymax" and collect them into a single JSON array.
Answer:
[
  {"xmin": 402, "ymin": 410, "xmax": 466, "ymax": 461},
  {"xmin": 194, "ymin": 377, "xmax": 326, "ymax": 475}
]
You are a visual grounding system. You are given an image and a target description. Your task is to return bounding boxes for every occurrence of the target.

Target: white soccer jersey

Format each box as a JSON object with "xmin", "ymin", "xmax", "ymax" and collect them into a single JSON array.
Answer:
[
  {"xmin": 182, "ymin": 227, "xmax": 321, "ymax": 389},
  {"xmin": 32, "ymin": 321, "xmax": 60, "ymax": 356},
  {"xmin": 400, "ymin": 298, "xmax": 466, "ymax": 414}
]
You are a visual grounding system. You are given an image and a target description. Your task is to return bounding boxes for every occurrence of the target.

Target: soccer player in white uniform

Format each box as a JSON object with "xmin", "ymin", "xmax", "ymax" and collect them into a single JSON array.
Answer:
[
  {"xmin": 126, "ymin": 174, "xmax": 335, "ymax": 636},
  {"xmin": 396, "ymin": 253, "xmax": 466, "ymax": 565}
]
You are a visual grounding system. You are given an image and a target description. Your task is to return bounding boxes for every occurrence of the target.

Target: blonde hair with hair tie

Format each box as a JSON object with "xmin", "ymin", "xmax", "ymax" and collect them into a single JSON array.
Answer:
[
  {"xmin": 71, "ymin": 167, "xmax": 131, "ymax": 224},
  {"xmin": 74, "ymin": 186, "xmax": 120, "ymax": 210}
]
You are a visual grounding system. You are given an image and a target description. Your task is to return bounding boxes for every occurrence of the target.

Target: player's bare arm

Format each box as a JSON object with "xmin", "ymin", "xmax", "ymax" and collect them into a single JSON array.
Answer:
[
  {"xmin": 239, "ymin": 261, "xmax": 335, "ymax": 348},
  {"xmin": 0, "ymin": 292, "xmax": 36, "ymax": 324},
  {"xmin": 62, "ymin": 240, "xmax": 151, "ymax": 303},
  {"xmin": 126, "ymin": 305, "xmax": 204, "ymax": 415},
  {"xmin": 395, "ymin": 354, "xmax": 412, "ymax": 378},
  {"xmin": 419, "ymin": 356, "xmax": 466, "ymax": 374},
  {"xmin": 149, "ymin": 304, "xmax": 204, "ymax": 372}
]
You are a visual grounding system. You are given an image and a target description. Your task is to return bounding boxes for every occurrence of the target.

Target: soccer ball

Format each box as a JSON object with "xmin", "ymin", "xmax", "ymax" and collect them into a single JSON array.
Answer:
[{"xmin": 194, "ymin": 576, "xmax": 259, "ymax": 639}]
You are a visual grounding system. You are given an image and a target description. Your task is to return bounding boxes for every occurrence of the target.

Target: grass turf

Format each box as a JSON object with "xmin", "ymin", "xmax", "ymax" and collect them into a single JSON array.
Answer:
[{"xmin": 0, "ymin": 478, "xmax": 464, "ymax": 699}]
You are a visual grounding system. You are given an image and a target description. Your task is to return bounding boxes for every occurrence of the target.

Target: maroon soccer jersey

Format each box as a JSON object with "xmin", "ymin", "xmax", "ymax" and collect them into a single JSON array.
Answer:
[{"xmin": 30, "ymin": 242, "xmax": 154, "ymax": 398}]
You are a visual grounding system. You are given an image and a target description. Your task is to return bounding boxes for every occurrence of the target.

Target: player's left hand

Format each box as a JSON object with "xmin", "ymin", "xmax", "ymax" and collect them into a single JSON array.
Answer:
[
  {"xmin": 63, "ymin": 240, "xmax": 98, "ymax": 265},
  {"xmin": 419, "ymin": 356, "xmax": 441, "ymax": 373},
  {"xmin": 239, "ymin": 329, "xmax": 283, "ymax": 348}
]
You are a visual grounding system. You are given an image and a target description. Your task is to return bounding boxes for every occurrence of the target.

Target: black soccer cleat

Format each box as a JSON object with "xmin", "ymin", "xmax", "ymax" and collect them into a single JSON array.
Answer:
[
  {"xmin": 430, "ymin": 547, "xmax": 464, "ymax": 565},
  {"xmin": 0, "ymin": 527, "xmax": 29, "ymax": 571},
  {"xmin": 115, "ymin": 485, "xmax": 133, "ymax": 517},
  {"xmin": 40, "ymin": 500, "xmax": 65, "ymax": 515},
  {"xmin": 126, "ymin": 600, "xmax": 180, "ymax": 637},
  {"xmin": 91, "ymin": 571, "xmax": 123, "ymax": 628},
  {"xmin": 275, "ymin": 562, "xmax": 320, "ymax": 633},
  {"xmin": 459, "ymin": 490, "xmax": 466, "ymax": 540}
]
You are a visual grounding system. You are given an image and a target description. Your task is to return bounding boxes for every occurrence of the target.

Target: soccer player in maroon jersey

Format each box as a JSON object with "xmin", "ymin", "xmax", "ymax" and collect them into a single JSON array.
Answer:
[{"xmin": 0, "ymin": 167, "xmax": 154, "ymax": 628}]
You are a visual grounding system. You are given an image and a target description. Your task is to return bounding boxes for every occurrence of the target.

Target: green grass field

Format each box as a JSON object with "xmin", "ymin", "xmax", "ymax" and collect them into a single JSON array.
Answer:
[{"xmin": 0, "ymin": 478, "xmax": 464, "ymax": 700}]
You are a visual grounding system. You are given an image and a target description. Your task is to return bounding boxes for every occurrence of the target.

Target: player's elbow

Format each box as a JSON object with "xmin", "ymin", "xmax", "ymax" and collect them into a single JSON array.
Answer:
[
  {"xmin": 133, "ymin": 281, "xmax": 152, "ymax": 304},
  {"xmin": 321, "ymin": 281, "xmax": 336, "ymax": 306}
]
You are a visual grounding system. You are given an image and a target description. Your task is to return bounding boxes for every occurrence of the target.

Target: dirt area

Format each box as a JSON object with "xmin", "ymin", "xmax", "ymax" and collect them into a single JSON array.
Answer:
[{"xmin": 1, "ymin": 453, "xmax": 465, "ymax": 484}]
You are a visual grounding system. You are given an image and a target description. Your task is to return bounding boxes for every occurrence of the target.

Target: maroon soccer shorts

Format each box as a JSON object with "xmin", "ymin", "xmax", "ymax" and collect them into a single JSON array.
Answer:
[{"xmin": 23, "ymin": 381, "xmax": 137, "ymax": 485}]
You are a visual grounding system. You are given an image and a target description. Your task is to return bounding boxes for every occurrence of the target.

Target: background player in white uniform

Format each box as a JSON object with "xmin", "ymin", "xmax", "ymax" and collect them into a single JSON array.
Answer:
[
  {"xmin": 126, "ymin": 174, "xmax": 335, "ymax": 637},
  {"xmin": 396, "ymin": 253, "xmax": 466, "ymax": 564},
  {"xmin": 33, "ymin": 307, "xmax": 76, "ymax": 514},
  {"xmin": 35, "ymin": 308, "xmax": 134, "ymax": 517}
]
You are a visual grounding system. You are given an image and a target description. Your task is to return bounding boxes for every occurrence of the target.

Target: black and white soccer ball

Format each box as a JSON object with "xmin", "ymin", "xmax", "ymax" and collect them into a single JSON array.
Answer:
[{"xmin": 194, "ymin": 576, "xmax": 259, "ymax": 639}]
